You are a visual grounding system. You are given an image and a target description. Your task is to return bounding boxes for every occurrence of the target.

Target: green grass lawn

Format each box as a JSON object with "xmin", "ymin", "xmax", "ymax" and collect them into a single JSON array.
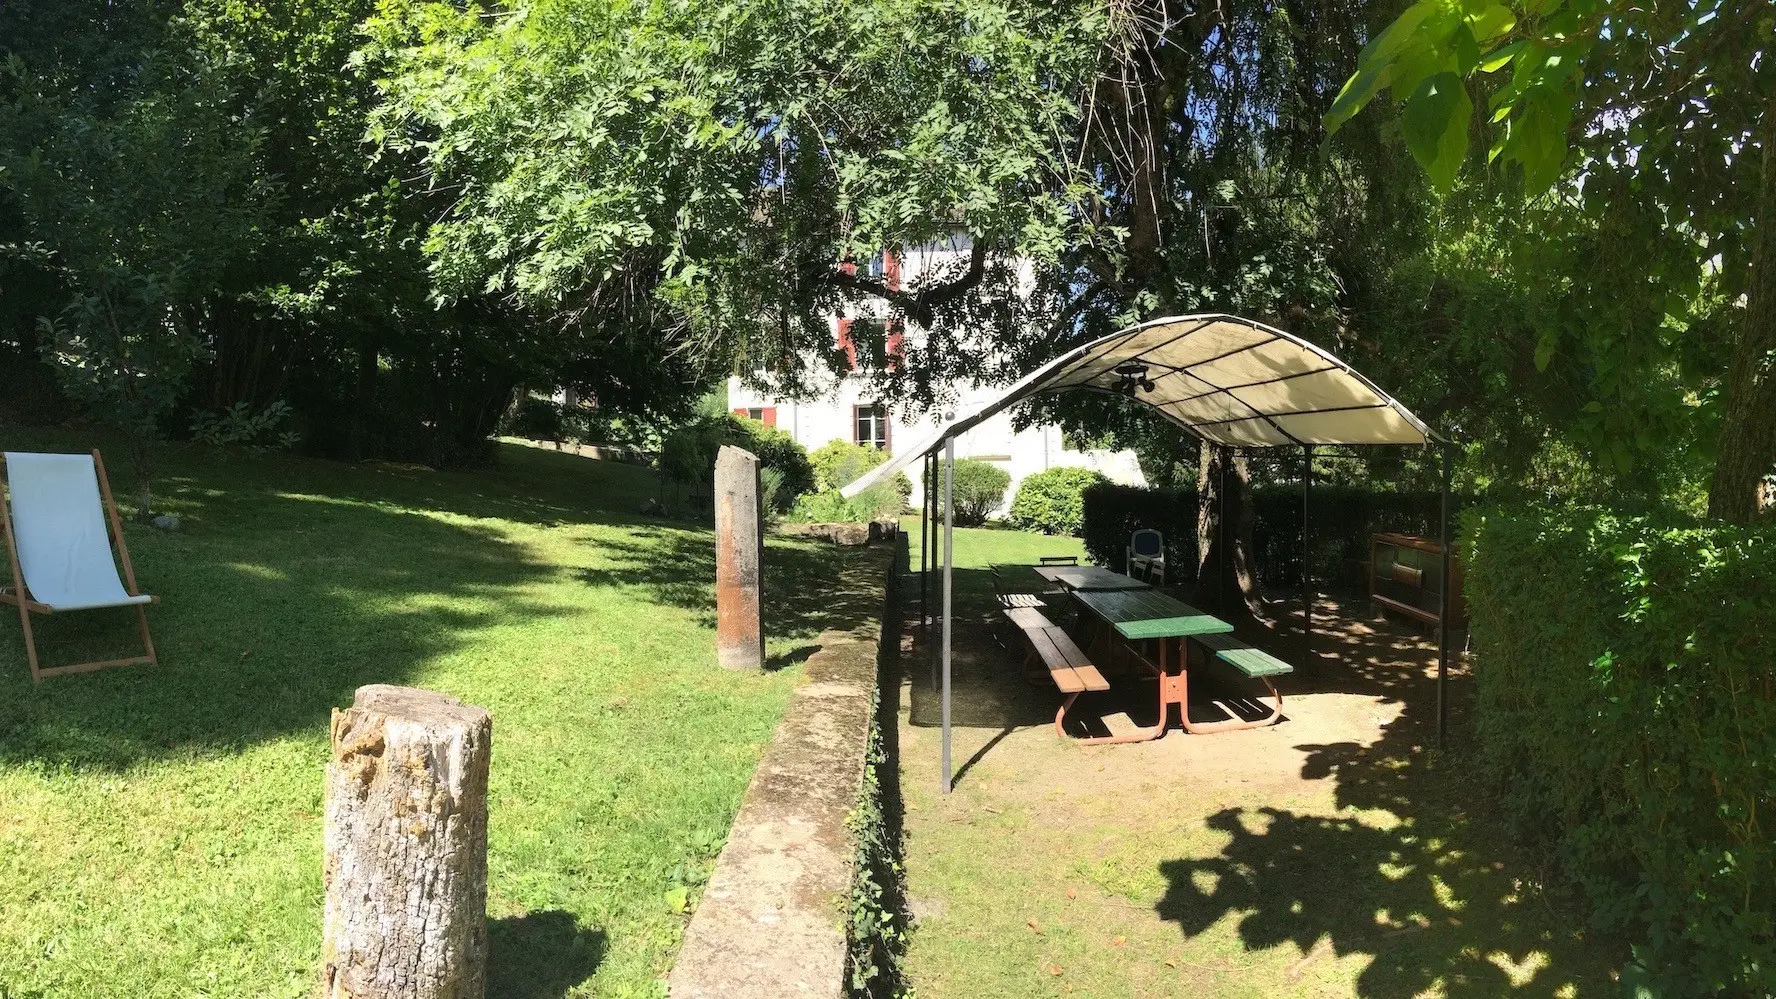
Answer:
[{"xmin": 0, "ymin": 428, "xmax": 884, "ymax": 999}]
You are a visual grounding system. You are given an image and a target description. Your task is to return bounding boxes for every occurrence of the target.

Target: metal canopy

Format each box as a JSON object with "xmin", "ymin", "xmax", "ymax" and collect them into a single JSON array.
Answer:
[
  {"xmin": 843, "ymin": 314, "xmax": 1435, "ymax": 501},
  {"xmin": 873, "ymin": 313, "xmax": 1453, "ymax": 795}
]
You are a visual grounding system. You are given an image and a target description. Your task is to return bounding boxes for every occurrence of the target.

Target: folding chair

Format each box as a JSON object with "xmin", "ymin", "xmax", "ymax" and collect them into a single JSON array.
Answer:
[{"xmin": 1, "ymin": 450, "xmax": 158, "ymax": 681}]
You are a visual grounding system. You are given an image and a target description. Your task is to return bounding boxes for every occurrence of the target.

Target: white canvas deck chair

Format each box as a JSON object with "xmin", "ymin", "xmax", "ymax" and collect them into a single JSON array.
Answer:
[{"xmin": 1, "ymin": 450, "xmax": 158, "ymax": 681}]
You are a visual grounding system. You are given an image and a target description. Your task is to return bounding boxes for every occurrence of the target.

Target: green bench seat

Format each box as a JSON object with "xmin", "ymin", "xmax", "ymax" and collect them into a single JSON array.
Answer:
[{"xmin": 1192, "ymin": 632, "xmax": 1295, "ymax": 678}]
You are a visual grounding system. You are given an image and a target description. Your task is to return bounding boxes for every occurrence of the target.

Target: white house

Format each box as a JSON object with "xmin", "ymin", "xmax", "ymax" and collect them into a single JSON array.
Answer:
[{"xmin": 727, "ymin": 236, "xmax": 1145, "ymax": 515}]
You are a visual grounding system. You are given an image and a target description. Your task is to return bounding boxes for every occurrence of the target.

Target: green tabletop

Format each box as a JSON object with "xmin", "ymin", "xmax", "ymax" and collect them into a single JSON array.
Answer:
[
  {"xmin": 1072, "ymin": 588, "xmax": 1233, "ymax": 639},
  {"xmin": 1032, "ymin": 564, "xmax": 1152, "ymax": 591}
]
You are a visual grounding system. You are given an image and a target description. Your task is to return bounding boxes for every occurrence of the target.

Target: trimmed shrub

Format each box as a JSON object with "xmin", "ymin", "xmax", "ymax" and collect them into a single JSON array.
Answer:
[
  {"xmin": 504, "ymin": 396, "xmax": 563, "ymax": 441},
  {"xmin": 1008, "ymin": 466, "xmax": 1107, "ymax": 536},
  {"xmin": 1464, "ymin": 507, "xmax": 1775, "ymax": 995},
  {"xmin": 810, "ymin": 440, "xmax": 912, "ymax": 508},
  {"xmin": 659, "ymin": 414, "xmax": 814, "ymax": 511},
  {"xmin": 949, "ymin": 459, "xmax": 1010, "ymax": 526}
]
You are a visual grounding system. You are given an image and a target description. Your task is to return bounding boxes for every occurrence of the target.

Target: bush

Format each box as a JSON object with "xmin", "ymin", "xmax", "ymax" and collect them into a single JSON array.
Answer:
[
  {"xmin": 786, "ymin": 482, "xmax": 905, "ymax": 524},
  {"xmin": 1464, "ymin": 507, "xmax": 1775, "ymax": 995},
  {"xmin": 810, "ymin": 439, "xmax": 912, "ymax": 507},
  {"xmin": 659, "ymin": 414, "xmax": 814, "ymax": 512},
  {"xmin": 1007, "ymin": 466, "xmax": 1107, "ymax": 536},
  {"xmin": 948, "ymin": 459, "xmax": 1010, "ymax": 526},
  {"xmin": 504, "ymin": 396, "xmax": 563, "ymax": 441}
]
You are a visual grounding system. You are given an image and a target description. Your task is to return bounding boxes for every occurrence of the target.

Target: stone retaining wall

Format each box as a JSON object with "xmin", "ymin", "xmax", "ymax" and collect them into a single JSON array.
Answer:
[{"xmin": 667, "ymin": 548, "xmax": 892, "ymax": 999}]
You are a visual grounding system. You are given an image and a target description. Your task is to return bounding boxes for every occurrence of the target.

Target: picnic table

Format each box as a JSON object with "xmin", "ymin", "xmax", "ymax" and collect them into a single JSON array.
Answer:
[
  {"xmin": 1032, "ymin": 564, "xmax": 1151, "ymax": 592},
  {"xmin": 1068, "ymin": 588, "xmax": 1288, "ymax": 740}
]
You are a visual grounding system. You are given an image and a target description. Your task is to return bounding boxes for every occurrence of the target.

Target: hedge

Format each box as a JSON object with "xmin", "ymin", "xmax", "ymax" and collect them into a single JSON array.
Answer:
[
  {"xmin": 1464, "ymin": 507, "xmax": 1774, "ymax": 994},
  {"xmin": 1080, "ymin": 481, "xmax": 1457, "ymax": 591}
]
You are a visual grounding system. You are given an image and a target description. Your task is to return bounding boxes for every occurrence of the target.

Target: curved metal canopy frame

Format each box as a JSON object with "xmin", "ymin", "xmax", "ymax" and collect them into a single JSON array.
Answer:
[{"xmin": 856, "ymin": 314, "xmax": 1455, "ymax": 794}]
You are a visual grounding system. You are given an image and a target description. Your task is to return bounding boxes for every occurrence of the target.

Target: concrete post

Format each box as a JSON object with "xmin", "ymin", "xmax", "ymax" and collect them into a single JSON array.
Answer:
[{"xmin": 715, "ymin": 445, "xmax": 764, "ymax": 671}]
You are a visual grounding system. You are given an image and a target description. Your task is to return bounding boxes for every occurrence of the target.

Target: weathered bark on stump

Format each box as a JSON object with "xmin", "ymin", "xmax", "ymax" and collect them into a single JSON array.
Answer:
[
  {"xmin": 715, "ymin": 445, "xmax": 764, "ymax": 671},
  {"xmin": 322, "ymin": 685, "xmax": 492, "ymax": 999}
]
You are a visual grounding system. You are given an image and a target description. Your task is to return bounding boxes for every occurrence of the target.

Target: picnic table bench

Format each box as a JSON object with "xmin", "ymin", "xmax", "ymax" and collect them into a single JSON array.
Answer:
[
  {"xmin": 1071, "ymin": 588, "xmax": 1293, "ymax": 740},
  {"xmin": 1000, "ymin": 605, "xmax": 1110, "ymax": 738}
]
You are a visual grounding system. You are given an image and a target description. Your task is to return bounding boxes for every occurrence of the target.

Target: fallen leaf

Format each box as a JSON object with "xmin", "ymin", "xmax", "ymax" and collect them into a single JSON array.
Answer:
[
  {"xmin": 1066, "ymin": 887, "xmax": 1078, "ymax": 899},
  {"xmin": 1112, "ymin": 935, "xmax": 1127, "ymax": 948},
  {"xmin": 1048, "ymin": 964, "xmax": 1064, "ymax": 976},
  {"xmin": 1026, "ymin": 920, "xmax": 1042, "ymax": 934},
  {"xmin": 1164, "ymin": 959, "xmax": 1177, "ymax": 968}
]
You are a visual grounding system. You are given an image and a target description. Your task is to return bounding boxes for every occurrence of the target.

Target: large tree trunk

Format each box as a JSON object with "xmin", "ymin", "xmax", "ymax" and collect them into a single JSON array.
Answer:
[
  {"xmin": 1195, "ymin": 445, "xmax": 1264, "ymax": 618},
  {"xmin": 322, "ymin": 685, "xmax": 492, "ymax": 999},
  {"xmin": 1708, "ymin": 97, "xmax": 1776, "ymax": 523}
]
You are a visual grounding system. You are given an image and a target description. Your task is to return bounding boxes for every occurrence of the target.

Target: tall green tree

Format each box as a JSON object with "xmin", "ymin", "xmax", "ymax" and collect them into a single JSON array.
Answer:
[{"xmin": 1328, "ymin": 0, "xmax": 1774, "ymax": 521}]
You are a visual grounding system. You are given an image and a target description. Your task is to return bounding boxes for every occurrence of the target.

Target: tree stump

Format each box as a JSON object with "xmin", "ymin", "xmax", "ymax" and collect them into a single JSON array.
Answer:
[
  {"xmin": 714, "ymin": 445, "xmax": 764, "ymax": 671},
  {"xmin": 322, "ymin": 685, "xmax": 492, "ymax": 999}
]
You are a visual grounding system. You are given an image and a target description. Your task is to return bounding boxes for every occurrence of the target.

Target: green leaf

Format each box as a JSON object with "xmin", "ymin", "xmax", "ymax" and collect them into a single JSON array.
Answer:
[
  {"xmin": 1325, "ymin": 58, "xmax": 1393, "ymax": 133},
  {"xmin": 664, "ymin": 885, "xmax": 690, "ymax": 913},
  {"xmin": 1505, "ymin": 93, "xmax": 1570, "ymax": 191},
  {"xmin": 1402, "ymin": 72, "xmax": 1473, "ymax": 192},
  {"xmin": 1356, "ymin": 3, "xmax": 1437, "ymax": 66},
  {"xmin": 1534, "ymin": 327, "xmax": 1559, "ymax": 370},
  {"xmin": 1480, "ymin": 40, "xmax": 1526, "ymax": 73},
  {"xmin": 1389, "ymin": 39, "xmax": 1454, "ymax": 102},
  {"xmin": 1465, "ymin": 3, "xmax": 1517, "ymax": 41},
  {"xmin": 1454, "ymin": 24, "xmax": 1482, "ymax": 75}
]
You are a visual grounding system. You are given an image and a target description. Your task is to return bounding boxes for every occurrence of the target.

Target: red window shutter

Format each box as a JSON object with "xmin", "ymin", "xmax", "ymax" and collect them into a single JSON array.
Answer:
[
  {"xmin": 761, "ymin": 407, "xmax": 777, "ymax": 427},
  {"xmin": 886, "ymin": 318, "xmax": 904, "ymax": 369},
  {"xmin": 885, "ymin": 250, "xmax": 901, "ymax": 291},
  {"xmin": 732, "ymin": 407, "xmax": 748, "ymax": 418},
  {"xmin": 836, "ymin": 318, "xmax": 856, "ymax": 369}
]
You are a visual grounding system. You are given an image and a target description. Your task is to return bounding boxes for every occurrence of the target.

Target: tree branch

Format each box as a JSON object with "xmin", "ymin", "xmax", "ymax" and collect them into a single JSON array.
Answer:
[{"xmin": 830, "ymin": 238, "xmax": 989, "ymax": 327}]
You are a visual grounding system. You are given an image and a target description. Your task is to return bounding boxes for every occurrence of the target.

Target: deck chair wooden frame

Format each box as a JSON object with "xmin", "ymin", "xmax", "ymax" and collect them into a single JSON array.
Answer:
[{"xmin": 0, "ymin": 450, "xmax": 158, "ymax": 682}]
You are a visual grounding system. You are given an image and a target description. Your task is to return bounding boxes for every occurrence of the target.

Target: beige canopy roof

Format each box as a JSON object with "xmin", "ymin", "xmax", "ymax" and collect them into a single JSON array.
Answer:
[{"xmin": 843, "ymin": 313, "xmax": 1435, "ymax": 497}]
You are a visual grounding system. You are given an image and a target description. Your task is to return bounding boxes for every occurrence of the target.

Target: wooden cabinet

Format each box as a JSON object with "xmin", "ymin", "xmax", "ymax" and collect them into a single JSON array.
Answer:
[{"xmin": 1370, "ymin": 532, "xmax": 1464, "ymax": 628}]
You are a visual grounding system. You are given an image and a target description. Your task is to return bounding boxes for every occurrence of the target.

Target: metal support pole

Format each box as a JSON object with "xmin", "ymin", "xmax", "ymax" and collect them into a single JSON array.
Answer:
[
  {"xmin": 1302, "ymin": 444, "xmax": 1313, "ymax": 660},
  {"xmin": 1437, "ymin": 442, "xmax": 1452, "ymax": 749},
  {"xmin": 941, "ymin": 436, "xmax": 955, "ymax": 794},
  {"xmin": 923, "ymin": 455, "xmax": 937, "ymax": 625},
  {"xmin": 1218, "ymin": 447, "xmax": 1228, "ymax": 612},
  {"xmin": 927, "ymin": 452, "xmax": 939, "ymax": 691}
]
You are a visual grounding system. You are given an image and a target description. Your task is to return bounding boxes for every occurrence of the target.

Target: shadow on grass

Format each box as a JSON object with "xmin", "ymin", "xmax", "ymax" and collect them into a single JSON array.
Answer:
[
  {"xmin": 488, "ymin": 910, "xmax": 605, "ymax": 999},
  {"xmin": 0, "ymin": 476, "xmax": 565, "ymax": 771},
  {"xmin": 573, "ymin": 528, "xmax": 889, "ymax": 643}
]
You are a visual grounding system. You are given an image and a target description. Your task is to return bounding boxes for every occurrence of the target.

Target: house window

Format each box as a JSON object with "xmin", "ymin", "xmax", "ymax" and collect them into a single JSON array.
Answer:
[
  {"xmin": 854, "ymin": 404, "xmax": 889, "ymax": 450},
  {"xmin": 744, "ymin": 408, "xmax": 765, "ymax": 421},
  {"xmin": 860, "ymin": 251, "xmax": 887, "ymax": 280}
]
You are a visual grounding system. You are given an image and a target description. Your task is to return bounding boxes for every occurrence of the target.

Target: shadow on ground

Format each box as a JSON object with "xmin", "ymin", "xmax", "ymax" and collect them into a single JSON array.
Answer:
[
  {"xmin": 896, "ymin": 558, "xmax": 1621, "ymax": 995},
  {"xmin": 488, "ymin": 911, "xmax": 605, "ymax": 999}
]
